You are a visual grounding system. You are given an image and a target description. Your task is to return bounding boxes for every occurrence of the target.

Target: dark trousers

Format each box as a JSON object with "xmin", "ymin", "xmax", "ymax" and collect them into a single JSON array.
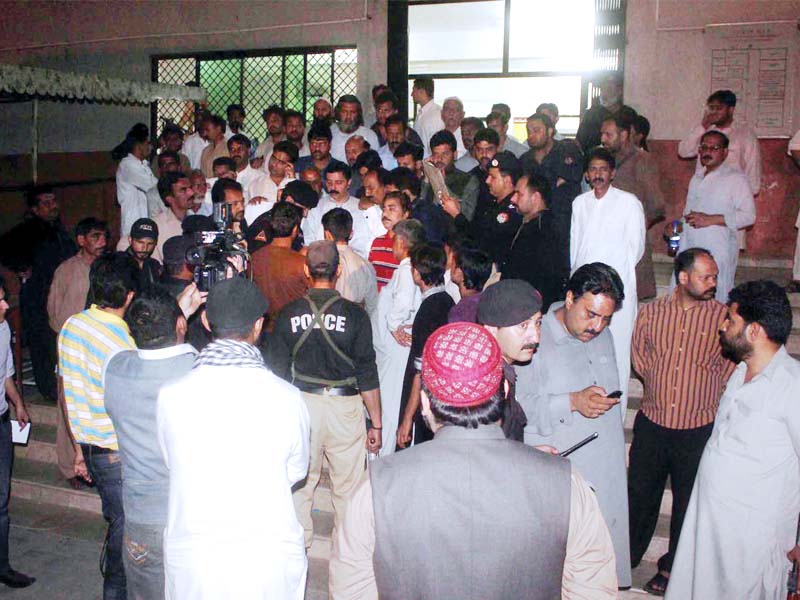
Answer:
[
  {"xmin": 21, "ymin": 294, "xmax": 57, "ymax": 401},
  {"xmin": 628, "ymin": 411, "xmax": 713, "ymax": 573},
  {"xmin": 0, "ymin": 414, "xmax": 12, "ymax": 575},
  {"xmin": 123, "ymin": 520, "xmax": 165, "ymax": 600},
  {"xmin": 81, "ymin": 445, "xmax": 126, "ymax": 600}
]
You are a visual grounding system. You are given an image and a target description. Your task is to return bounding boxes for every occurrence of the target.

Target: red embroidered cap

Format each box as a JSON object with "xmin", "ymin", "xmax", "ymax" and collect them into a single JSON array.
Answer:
[{"xmin": 421, "ymin": 322, "xmax": 504, "ymax": 407}]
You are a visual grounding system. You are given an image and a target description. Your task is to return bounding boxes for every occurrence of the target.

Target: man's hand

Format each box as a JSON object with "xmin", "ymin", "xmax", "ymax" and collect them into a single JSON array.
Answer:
[
  {"xmin": 248, "ymin": 195, "xmax": 268, "ymax": 206},
  {"xmin": 534, "ymin": 445, "xmax": 559, "ymax": 455},
  {"xmin": 176, "ymin": 282, "xmax": 207, "ymax": 318},
  {"xmin": 570, "ymin": 386, "xmax": 618, "ymax": 419},
  {"xmin": 366, "ymin": 428, "xmax": 382, "ymax": 454},
  {"xmin": 685, "ymin": 211, "xmax": 722, "ymax": 229},
  {"xmin": 14, "ymin": 404, "xmax": 30, "ymax": 429},
  {"xmin": 396, "ymin": 418, "xmax": 413, "ymax": 449},
  {"xmin": 251, "ymin": 157, "xmax": 264, "ymax": 170},
  {"xmin": 391, "ymin": 324, "xmax": 412, "ymax": 347},
  {"xmin": 440, "ymin": 192, "xmax": 461, "ymax": 218},
  {"xmin": 225, "ymin": 254, "xmax": 247, "ymax": 276},
  {"xmin": 701, "ymin": 110, "xmax": 716, "ymax": 129},
  {"xmin": 73, "ymin": 451, "xmax": 91, "ymax": 482}
]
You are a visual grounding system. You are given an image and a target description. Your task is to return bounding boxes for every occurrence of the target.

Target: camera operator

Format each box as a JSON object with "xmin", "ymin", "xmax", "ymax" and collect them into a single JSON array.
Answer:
[
  {"xmin": 210, "ymin": 178, "xmax": 245, "ymax": 235},
  {"xmin": 270, "ymin": 240, "xmax": 382, "ymax": 549}
]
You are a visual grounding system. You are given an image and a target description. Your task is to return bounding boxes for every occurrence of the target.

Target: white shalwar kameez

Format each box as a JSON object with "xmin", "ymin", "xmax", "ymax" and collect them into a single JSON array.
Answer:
[
  {"xmin": 157, "ymin": 364, "xmax": 310, "ymax": 600},
  {"xmin": 667, "ymin": 347, "xmax": 800, "ymax": 600},
  {"xmin": 371, "ymin": 257, "xmax": 420, "ymax": 457},
  {"xmin": 677, "ymin": 164, "xmax": 755, "ymax": 303},
  {"xmin": 570, "ymin": 185, "xmax": 645, "ymax": 418}
]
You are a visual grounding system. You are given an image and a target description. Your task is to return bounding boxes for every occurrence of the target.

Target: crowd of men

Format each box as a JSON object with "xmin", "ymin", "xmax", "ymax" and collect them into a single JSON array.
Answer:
[{"xmin": 0, "ymin": 71, "xmax": 799, "ymax": 599}]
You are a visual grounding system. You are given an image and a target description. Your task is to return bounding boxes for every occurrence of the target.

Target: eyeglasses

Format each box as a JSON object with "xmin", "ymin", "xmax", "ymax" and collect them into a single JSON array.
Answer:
[{"xmin": 698, "ymin": 144, "xmax": 723, "ymax": 152}]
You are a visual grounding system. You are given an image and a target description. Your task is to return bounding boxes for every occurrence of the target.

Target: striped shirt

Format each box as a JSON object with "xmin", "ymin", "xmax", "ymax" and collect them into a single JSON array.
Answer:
[
  {"xmin": 369, "ymin": 234, "xmax": 399, "ymax": 290},
  {"xmin": 58, "ymin": 305, "xmax": 135, "ymax": 449},
  {"xmin": 632, "ymin": 291, "xmax": 735, "ymax": 429}
]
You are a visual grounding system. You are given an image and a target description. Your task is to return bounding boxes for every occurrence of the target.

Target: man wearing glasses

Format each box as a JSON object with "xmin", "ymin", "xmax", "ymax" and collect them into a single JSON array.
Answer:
[
  {"xmin": 671, "ymin": 130, "xmax": 755, "ymax": 302},
  {"xmin": 245, "ymin": 140, "xmax": 299, "ymax": 225}
]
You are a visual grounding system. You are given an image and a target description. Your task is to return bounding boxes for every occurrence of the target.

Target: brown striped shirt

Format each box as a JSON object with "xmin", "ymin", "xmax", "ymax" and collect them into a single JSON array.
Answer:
[{"xmin": 631, "ymin": 291, "xmax": 735, "ymax": 429}]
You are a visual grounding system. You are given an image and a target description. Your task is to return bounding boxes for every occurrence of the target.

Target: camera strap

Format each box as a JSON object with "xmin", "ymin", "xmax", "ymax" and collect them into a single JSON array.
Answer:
[{"xmin": 291, "ymin": 293, "xmax": 357, "ymax": 388}]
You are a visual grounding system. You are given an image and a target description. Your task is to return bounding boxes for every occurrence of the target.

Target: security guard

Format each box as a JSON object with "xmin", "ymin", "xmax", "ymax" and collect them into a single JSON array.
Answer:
[
  {"xmin": 125, "ymin": 218, "xmax": 162, "ymax": 290},
  {"xmin": 269, "ymin": 240, "xmax": 382, "ymax": 548},
  {"xmin": 444, "ymin": 151, "xmax": 522, "ymax": 267}
]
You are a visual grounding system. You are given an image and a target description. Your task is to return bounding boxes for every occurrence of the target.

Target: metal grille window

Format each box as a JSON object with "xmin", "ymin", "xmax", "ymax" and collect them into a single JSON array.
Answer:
[{"xmin": 151, "ymin": 47, "xmax": 358, "ymax": 141}]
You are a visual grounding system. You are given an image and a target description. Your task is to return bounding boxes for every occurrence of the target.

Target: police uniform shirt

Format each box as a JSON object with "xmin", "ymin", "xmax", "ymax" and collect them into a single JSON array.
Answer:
[
  {"xmin": 501, "ymin": 209, "xmax": 570, "ymax": 313},
  {"xmin": 454, "ymin": 193, "xmax": 522, "ymax": 267},
  {"xmin": 269, "ymin": 288, "xmax": 380, "ymax": 392}
]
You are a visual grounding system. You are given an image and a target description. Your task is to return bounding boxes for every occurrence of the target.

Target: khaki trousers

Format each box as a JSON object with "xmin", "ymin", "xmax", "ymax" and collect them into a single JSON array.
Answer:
[
  {"xmin": 293, "ymin": 391, "xmax": 366, "ymax": 548},
  {"xmin": 56, "ymin": 389, "xmax": 76, "ymax": 480}
]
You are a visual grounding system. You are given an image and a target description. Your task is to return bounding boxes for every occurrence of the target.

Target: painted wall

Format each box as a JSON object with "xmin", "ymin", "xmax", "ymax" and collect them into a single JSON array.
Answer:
[
  {"xmin": 624, "ymin": 0, "xmax": 800, "ymax": 258},
  {"xmin": 0, "ymin": 0, "xmax": 387, "ymax": 154}
]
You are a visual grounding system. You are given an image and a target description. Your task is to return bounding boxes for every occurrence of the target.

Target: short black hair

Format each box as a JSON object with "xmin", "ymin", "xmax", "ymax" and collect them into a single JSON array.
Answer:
[
  {"xmin": 394, "ymin": 142, "xmax": 423, "ymax": 161},
  {"xmin": 284, "ymin": 109, "xmax": 305, "ymax": 125},
  {"xmin": 374, "ymin": 90, "xmax": 399, "ymax": 110},
  {"xmin": 728, "ymin": 280, "xmax": 792, "ymax": 345},
  {"xmin": 527, "ymin": 112, "xmax": 554, "ymax": 130},
  {"xmin": 601, "ymin": 112, "xmax": 635, "ymax": 133},
  {"xmin": 410, "ymin": 243, "xmax": 446, "ymax": 286},
  {"xmin": 707, "ymin": 89, "xmax": 736, "ymax": 107},
  {"xmin": 413, "ymin": 77, "xmax": 434, "ymax": 98},
  {"xmin": 384, "ymin": 114, "xmax": 407, "ymax": 130},
  {"xmin": 125, "ymin": 287, "xmax": 182, "ymax": 349},
  {"xmin": 262, "ymin": 104, "xmax": 285, "ymax": 121},
  {"xmin": 536, "ymin": 102, "xmax": 559, "ymax": 117},
  {"xmin": 307, "ymin": 122, "xmax": 333, "ymax": 142},
  {"xmin": 160, "ymin": 124, "xmax": 184, "ymax": 140},
  {"xmin": 268, "ymin": 202, "xmax": 302, "ymax": 238},
  {"xmin": 632, "ymin": 115, "xmax": 650, "ymax": 150},
  {"xmin": 157, "ymin": 150, "xmax": 180, "ymax": 166},
  {"xmin": 519, "ymin": 170, "xmax": 552, "ymax": 207},
  {"xmin": 584, "ymin": 146, "xmax": 616, "ymax": 171},
  {"xmin": 455, "ymin": 246, "xmax": 492, "ymax": 292},
  {"xmin": 383, "ymin": 190, "xmax": 411, "ymax": 214},
  {"xmin": 227, "ymin": 134, "xmax": 251, "ymax": 149},
  {"xmin": 212, "ymin": 156, "xmax": 237, "ymax": 172},
  {"xmin": 486, "ymin": 111, "xmax": 508, "ymax": 126},
  {"xmin": 423, "ymin": 380, "xmax": 504, "ymax": 428},
  {"xmin": 322, "ymin": 207, "xmax": 353, "ymax": 243},
  {"xmin": 211, "ymin": 178, "xmax": 242, "ymax": 205},
  {"xmin": 473, "ymin": 127, "xmax": 500, "ymax": 146},
  {"xmin": 429, "ymin": 130, "xmax": 457, "ymax": 153},
  {"xmin": 353, "ymin": 150, "xmax": 382, "ymax": 173},
  {"xmin": 75, "ymin": 217, "xmax": 108, "ymax": 239},
  {"xmin": 674, "ymin": 247, "xmax": 714, "ymax": 282},
  {"xmin": 325, "ymin": 162, "xmax": 352, "ymax": 180},
  {"xmin": 226, "ymin": 103, "xmax": 245, "ymax": 117},
  {"xmin": 207, "ymin": 114, "xmax": 226, "ymax": 130},
  {"xmin": 460, "ymin": 116, "xmax": 484, "ymax": 131},
  {"xmin": 273, "ymin": 140, "xmax": 299, "ymax": 163},
  {"xmin": 387, "ymin": 167, "xmax": 422, "ymax": 198},
  {"xmin": 88, "ymin": 253, "xmax": 138, "ymax": 309},
  {"xmin": 701, "ymin": 130, "xmax": 730, "ymax": 149},
  {"xmin": 566, "ymin": 262, "xmax": 625, "ymax": 310},
  {"xmin": 158, "ymin": 171, "xmax": 188, "ymax": 203},
  {"xmin": 26, "ymin": 184, "xmax": 54, "ymax": 209}
]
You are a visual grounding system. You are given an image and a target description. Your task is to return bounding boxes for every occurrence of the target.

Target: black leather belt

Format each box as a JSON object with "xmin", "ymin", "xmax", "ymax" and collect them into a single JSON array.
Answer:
[
  {"xmin": 297, "ymin": 385, "xmax": 359, "ymax": 396},
  {"xmin": 79, "ymin": 443, "xmax": 116, "ymax": 455}
]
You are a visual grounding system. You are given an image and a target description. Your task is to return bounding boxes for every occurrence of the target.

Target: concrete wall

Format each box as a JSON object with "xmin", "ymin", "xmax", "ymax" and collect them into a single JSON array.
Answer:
[{"xmin": 0, "ymin": 0, "xmax": 388, "ymax": 154}]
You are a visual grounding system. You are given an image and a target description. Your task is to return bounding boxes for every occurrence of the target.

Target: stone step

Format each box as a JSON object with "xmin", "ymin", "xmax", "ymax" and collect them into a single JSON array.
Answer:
[
  {"xmin": 11, "ymin": 458, "xmax": 102, "ymax": 514},
  {"xmin": 12, "ymin": 395, "xmax": 59, "ymax": 427},
  {"xmin": 13, "ymin": 422, "xmax": 57, "ymax": 464}
]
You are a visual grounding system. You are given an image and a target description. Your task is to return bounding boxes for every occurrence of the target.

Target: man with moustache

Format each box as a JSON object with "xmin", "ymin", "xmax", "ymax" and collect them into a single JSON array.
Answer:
[
  {"xmin": 601, "ymin": 114, "xmax": 665, "ymax": 300},
  {"xmin": 313, "ymin": 98, "xmax": 333, "ymax": 127},
  {"xmin": 294, "ymin": 124, "xmax": 347, "ymax": 191},
  {"xmin": 371, "ymin": 91, "xmax": 423, "ymax": 151},
  {"xmin": 421, "ymin": 130, "xmax": 480, "ymax": 222},
  {"xmin": 454, "ymin": 116, "xmax": 484, "ymax": 173},
  {"xmin": 254, "ymin": 105, "xmax": 286, "ymax": 160},
  {"xmin": 667, "ymin": 281, "xmax": 800, "ymax": 600},
  {"xmin": 152, "ymin": 173, "xmax": 195, "ymax": 264},
  {"xmin": 226, "ymin": 134, "xmax": 261, "ymax": 195},
  {"xmin": 520, "ymin": 112, "xmax": 583, "ymax": 236},
  {"xmin": 393, "ymin": 141, "xmax": 424, "ymax": 181},
  {"xmin": 576, "ymin": 72, "xmax": 635, "ymax": 152},
  {"xmin": 246, "ymin": 141, "xmax": 298, "ymax": 224},
  {"xmin": 629, "ymin": 248, "xmax": 735, "ymax": 596},
  {"xmin": 330, "ymin": 95, "xmax": 380, "ymax": 165},
  {"xmin": 485, "ymin": 111, "xmax": 528, "ymax": 158},
  {"xmin": 125, "ymin": 218, "xmax": 162, "ymax": 290},
  {"xmin": 282, "ymin": 110, "xmax": 311, "ymax": 160},
  {"xmin": 440, "ymin": 97, "xmax": 468, "ymax": 159},
  {"xmin": 461, "ymin": 127, "xmax": 500, "ymax": 224},
  {"xmin": 571, "ymin": 147, "xmax": 645, "ymax": 418},
  {"xmin": 671, "ymin": 130, "xmax": 755, "ymax": 303},
  {"xmin": 369, "ymin": 191, "xmax": 411, "ymax": 290},
  {"xmin": 517, "ymin": 262, "xmax": 632, "ymax": 589}
]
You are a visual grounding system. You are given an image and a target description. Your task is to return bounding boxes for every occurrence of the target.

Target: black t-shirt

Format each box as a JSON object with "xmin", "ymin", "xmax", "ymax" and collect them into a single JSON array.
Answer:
[{"xmin": 268, "ymin": 288, "xmax": 379, "ymax": 391}]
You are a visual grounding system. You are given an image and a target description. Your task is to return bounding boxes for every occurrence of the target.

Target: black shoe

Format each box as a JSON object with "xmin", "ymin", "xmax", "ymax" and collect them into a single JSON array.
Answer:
[{"xmin": 0, "ymin": 569, "xmax": 36, "ymax": 588}]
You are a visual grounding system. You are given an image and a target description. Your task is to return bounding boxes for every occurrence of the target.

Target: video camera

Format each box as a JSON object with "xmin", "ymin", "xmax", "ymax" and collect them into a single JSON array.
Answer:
[{"xmin": 185, "ymin": 228, "xmax": 250, "ymax": 292}]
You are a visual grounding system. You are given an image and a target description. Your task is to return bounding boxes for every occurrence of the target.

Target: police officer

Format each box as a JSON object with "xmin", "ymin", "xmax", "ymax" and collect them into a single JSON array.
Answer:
[
  {"xmin": 269, "ymin": 240, "xmax": 382, "ymax": 548},
  {"xmin": 125, "ymin": 218, "xmax": 162, "ymax": 290},
  {"xmin": 444, "ymin": 151, "xmax": 522, "ymax": 268}
]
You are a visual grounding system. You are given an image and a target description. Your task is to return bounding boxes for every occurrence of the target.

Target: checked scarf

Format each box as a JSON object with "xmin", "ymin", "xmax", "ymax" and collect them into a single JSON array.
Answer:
[{"xmin": 193, "ymin": 339, "xmax": 266, "ymax": 370}]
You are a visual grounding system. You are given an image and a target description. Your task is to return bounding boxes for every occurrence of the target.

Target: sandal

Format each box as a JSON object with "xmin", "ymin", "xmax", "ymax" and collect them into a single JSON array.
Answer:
[{"xmin": 643, "ymin": 571, "xmax": 669, "ymax": 596}]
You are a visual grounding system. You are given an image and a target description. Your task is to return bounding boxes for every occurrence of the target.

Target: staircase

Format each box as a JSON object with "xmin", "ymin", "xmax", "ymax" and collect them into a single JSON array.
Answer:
[{"xmin": 11, "ymin": 255, "xmax": 798, "ymax": 599}]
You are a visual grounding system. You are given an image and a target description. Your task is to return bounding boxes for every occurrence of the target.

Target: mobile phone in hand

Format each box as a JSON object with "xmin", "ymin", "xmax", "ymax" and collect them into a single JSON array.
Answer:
[{"xmin": 606, "ymin": 390, "xmax": 622, "ymax": 399}]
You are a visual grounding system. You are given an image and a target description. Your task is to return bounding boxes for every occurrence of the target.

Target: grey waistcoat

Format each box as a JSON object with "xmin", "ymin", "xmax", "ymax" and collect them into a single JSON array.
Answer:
[
  {"xmin": 370, "ymin": 423, "xmax": 571, "ymax": 600},
  {"xmin": 104, "ymin": 345, "xmax": 196, "ymax": 525}
]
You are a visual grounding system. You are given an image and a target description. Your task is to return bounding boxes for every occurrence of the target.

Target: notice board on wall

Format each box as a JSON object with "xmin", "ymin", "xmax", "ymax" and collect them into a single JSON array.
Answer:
[{"xmin": 705, "ymin": 22, "xmax": 798, "ymax": 137}]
